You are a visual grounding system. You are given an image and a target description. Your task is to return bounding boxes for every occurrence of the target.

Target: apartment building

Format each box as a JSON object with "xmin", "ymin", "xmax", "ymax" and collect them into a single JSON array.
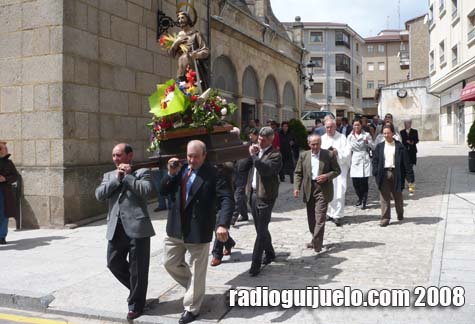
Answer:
[
  {"xmin": 428, "ymin": 0, "xmax": 475, "ymax": 144},
  {"xmin": 286, "ymin": 20, "xmax": 364, "ymax": 119},
  {"xmin": 362, "ymin": 30, "xmax": 410, "ymax": 115}
]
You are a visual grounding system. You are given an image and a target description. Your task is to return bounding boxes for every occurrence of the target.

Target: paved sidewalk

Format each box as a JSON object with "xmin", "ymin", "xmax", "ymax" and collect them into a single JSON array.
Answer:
[{"xmin": 0, "ymin": 142, "xmax": 474, "ymax": 324}]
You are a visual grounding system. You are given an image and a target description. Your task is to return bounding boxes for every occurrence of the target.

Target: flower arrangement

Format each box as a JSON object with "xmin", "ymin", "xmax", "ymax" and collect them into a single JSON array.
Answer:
[
  {"xmin": 147, "ymin": 67, "xmax": 237, "ymax": 151},
  {"xmin": 159, "ymin": 33, "xmax": 188, "ymax": 54}
]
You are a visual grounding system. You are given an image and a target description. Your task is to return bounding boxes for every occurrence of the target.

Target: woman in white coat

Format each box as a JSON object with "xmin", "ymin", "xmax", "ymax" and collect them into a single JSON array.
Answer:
[{"xmin": 347, "ymin": 118, "xmax": 374, "ymax": 209}]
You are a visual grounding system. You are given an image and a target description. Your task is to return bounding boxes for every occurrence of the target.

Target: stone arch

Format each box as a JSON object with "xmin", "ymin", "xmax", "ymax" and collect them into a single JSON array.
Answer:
[
  {"xmin": 211, "ymin": 55, "xmax": 238, "ymax": 94},
  {"xmin": 241, "ymin": 66, "xmax": 260, "ymax": 128},
  {"xmin": 263, "ymin": 75, "xmax": 279, "ymax": 103},
  {"xmin": 263, "ymin": 75, "xmax": 280, "ymax": 122},
  {"xmin": 242, "ymin": 66, "xmax": 259, "ymax": 99},
  {"xmin": 282, "ymin": 81, "xmax": 297, "ymax": 121}
]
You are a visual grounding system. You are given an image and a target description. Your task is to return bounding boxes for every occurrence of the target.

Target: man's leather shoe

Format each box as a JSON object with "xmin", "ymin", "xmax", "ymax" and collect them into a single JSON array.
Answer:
[
  {"xmin": 179, "ymin": 311, "xmax": 198, "ymax": 324},
  {"xmin": 249, "ymin": 264, "xmax": 261, "ymax": 277},
  {"xmin": 0, "ymin": 238, "xmax": 6, "ymax": 245},
  {"xmin": 306, "ymin": 242, "xmax": 314, "ymax": 249},
  {"xmin": 355, "ymin": 200, "xmax": 362, "ymax": 207},
  {"xmin": 262, "ymin": 254, "xmax": 275, "ymax": 265},
  {"xmin": 210, "ymin": 257, "xmax": 222, "ymax": 266},
  {"xmin": 153, "ymin": 206, "xmax": 167, "ymax": 212},
  {"xmin": 333, "ymin": 218, "xmax": 342, "ymax": 227},
  {"xmin": 380, "ymin": 219, "xmax": 390, "ymax": 227},
  {"xmin": 397, "ymin": 215, "xmax": 404, "ymax": 221},
  {"xmin": 126, "ymin": 310, "xmax": 142, "ymax": 320}
]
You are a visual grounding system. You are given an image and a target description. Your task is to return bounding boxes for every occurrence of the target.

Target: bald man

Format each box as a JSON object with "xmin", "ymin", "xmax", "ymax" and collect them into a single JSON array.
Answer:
[
  {"xmin": 95, "ymin": 143, "xmax": 155, "ymax": 320},
  {"xmin": 160, "ymin": 140, "xmax": 233, "ymax": 324}
]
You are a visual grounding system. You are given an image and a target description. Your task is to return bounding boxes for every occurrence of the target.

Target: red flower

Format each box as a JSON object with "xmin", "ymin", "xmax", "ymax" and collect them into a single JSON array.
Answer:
[
  {"xmin": 186, "ymin": 69, "xmax": 196, "ymax": 83},
  {"xmin": 190, "ymin": 95, "xmax": 198, "ymax": 102},
  {"xmin": 159, "ymin": 36, "xmax": 165, "ymax": 46}
]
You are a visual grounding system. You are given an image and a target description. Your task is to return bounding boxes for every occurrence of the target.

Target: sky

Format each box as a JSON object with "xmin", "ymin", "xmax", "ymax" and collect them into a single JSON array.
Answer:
[{"xmin": 270, "ymin": 0, "xmax": 428, "ymax": 38}]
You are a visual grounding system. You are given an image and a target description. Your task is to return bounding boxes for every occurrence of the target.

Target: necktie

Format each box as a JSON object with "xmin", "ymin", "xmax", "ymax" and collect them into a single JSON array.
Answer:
[{"xmin": 181, "ymin": 168, "xmax": 192, "ymax": 211}]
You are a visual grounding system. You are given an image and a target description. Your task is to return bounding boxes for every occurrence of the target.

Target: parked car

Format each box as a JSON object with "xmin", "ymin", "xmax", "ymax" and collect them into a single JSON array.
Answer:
[{"xmin": 301, "ymin": 110, "xmax": 335, "ymax": 132}]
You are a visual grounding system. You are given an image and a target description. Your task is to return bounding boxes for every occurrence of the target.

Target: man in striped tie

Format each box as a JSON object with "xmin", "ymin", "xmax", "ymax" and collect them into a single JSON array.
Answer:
[{"xmin": 160, "ymin": 140, "xmax": 234, "ymax": 324}]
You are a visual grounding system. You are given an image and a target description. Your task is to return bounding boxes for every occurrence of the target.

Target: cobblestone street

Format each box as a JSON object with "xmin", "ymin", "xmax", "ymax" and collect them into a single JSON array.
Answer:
[{"xmin": 1, "ymin": 142, "xmax": 474, "ymax": 324}]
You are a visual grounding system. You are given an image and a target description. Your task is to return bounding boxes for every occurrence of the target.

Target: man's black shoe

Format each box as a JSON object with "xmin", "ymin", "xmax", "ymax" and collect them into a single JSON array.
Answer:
[
  {"xmin": 179, "ymin": 311, "xmax": 198, "ymax": 324},
  {"xmin": 333, "ymin": 218, "xmax": 342, "ymax": 227},
  {"xmin": 262, "ymin": 254, "xmax": 275, "ymax": 265},
  {"xmin": 0, "ymin": 238, "xmax": 6, "ymax": 245},
  {"xmin": 249, "ymin": 264, "xmax": 261, "ymax": 277},
  {"xmin": 153, "ymin": 206, "xmax": 167, "ymax": 212},
  {"xmin": 126, "ymin": 310, "xmax": 142, "ymax": 320}
]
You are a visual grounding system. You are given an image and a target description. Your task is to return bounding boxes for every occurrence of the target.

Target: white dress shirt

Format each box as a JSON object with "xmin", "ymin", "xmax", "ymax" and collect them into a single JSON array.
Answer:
[
  {"xmin": 311, "ymin": 151, "xmax": 320, "ymax": 180},
  {"xmin": 384, "ymin": 140, "xmax": 396, "ymax": 168}
]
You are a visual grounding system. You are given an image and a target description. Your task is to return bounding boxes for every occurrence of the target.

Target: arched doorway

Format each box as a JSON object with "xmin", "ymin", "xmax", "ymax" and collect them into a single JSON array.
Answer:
[
  {"xmin": 282, "ymin": 82, "xmax": 297, "ymax": 121},
  {"xmin": 263, "ymin": 75, "xmax": 279, "ymax": 123},
  {"xmin": 211, "ymin": 55, "xmax": 238, "ymax": 124},
  {"xmin": 241, "ymin": 66, "xmax": 259, "ymax": 129}
]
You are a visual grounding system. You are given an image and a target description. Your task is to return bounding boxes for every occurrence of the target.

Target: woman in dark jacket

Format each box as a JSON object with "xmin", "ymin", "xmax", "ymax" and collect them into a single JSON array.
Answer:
[
  {"xmin": 372, "ymin": 124, "xmax": 414, "ymax": 227},
  {"xmin": 279, "ymin": 121, "xmax": 297, "ymax": 183},
  {"xmin": 0, "ymin": 142, "xmax": 19, "ymax": 244}
]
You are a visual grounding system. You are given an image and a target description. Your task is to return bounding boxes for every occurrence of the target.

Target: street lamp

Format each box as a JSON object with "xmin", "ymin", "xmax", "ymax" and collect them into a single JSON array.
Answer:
[{"xmin": 303, "ymin": 61, "xmax": 316, "ymax": 91}]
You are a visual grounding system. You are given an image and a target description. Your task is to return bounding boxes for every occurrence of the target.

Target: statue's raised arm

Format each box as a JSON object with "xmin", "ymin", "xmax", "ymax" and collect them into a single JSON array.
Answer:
[{"xmin": 170, "ymin": 11, "xmax": 209, "ymax": 91}]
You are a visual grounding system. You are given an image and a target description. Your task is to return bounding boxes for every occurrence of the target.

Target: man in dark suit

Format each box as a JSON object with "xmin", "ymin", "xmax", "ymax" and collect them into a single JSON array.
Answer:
[
  {"xmin": 294, "ymin": 134, "xmax": 341, "ymax": 252},
  {"xmin": 95, "ymin": 143, "xmax": 155, "ymax": 321},
  {"xmin": 400, "ymin": 119, "xmax": 419, "ymax": 166},
  {"xmin": 373, "ymin": 124, "xmax": 414, "ymax": 227},
  {"xmin": 338, "ymin": 117, "xmax": 353, "ymax": 136},
  {"xmin": 160, "ymin": 140, "xmax": 233, "ymax": 324},
  {"xmin": 245, "ymin": 127, "xmax": 282, "ymax": 276}
]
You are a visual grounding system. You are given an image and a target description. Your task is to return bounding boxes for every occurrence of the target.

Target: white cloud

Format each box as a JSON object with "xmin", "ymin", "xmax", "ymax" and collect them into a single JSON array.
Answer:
[{"xmin": 270, "ymin": 0, "xmax": 427, "ymax": 37}]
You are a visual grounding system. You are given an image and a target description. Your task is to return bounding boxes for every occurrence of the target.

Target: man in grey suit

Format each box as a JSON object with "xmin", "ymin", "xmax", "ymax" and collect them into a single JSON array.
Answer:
[
  {"xmin": 95, "ymin": 143, "xmax": 155, "ymax": 321},
  {"xmin": 294, "ymin": 134, "xmax": 340, "ymax": 253}
]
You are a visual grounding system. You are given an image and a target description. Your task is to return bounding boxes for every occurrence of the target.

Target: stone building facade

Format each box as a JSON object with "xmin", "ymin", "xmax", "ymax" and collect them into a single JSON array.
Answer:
[
  {"xmin": 0, "ymin": 0, "xmax": 302, "ymax": 227},
  {"xmin": 378, "ymin": 78, "xmax": 440, "ymax": 140},
  {"xmin": 407, "ymin": 15, "xmax": 429, "ymax": 80}
]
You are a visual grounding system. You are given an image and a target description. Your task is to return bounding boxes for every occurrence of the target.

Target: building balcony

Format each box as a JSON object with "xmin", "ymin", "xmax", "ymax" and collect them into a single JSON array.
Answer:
[
  {"xmin": 336, "ymin": 65, "xmax": 351, "ymax": 74},
  {"xmin": 468, "ymin": 27, "xmax": 475, "ymax": 45},
  {"xmin": 399, "ymin": 50, "xmax": 410, "ymax": 69}
]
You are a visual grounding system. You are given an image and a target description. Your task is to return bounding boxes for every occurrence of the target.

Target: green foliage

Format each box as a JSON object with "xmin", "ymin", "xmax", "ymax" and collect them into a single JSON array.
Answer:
[
  {"xmin": 468, "ymin": 119, "xmax": 475, "ymax": 151},
  {"xmin": 289, "ymin": 118, "xmax": 308, "ymax": 151}
]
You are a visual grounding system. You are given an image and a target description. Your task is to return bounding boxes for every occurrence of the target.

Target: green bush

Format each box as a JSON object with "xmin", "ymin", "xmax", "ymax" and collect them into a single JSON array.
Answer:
[
  {"xmin": 289, "ymin": 118, "xmax": 308, "ymax": 151},
  {"xmin": 468, "ymin": 119, "xmax": 475, "ymax": 151}
]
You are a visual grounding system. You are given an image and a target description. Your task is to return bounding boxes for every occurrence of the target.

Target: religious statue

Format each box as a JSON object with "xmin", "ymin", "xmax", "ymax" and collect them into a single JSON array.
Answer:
[{"xmin": 168, "ymin": 11, "xmax": 209, "ymax": 91}]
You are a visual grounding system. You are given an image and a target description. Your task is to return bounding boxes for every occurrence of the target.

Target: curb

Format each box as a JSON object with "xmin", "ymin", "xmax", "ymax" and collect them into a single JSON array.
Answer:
[
  {"xmin": 0, "ymin": 289, "xmax": 54, "ymax": 311},
  {"xmin": 429, "ymin": 166, "xmax": 452, "ymax": 286}
]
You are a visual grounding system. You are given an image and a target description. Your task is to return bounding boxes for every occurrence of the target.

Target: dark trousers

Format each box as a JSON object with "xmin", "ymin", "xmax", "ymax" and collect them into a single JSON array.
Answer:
[
  {"xmin": 379, "ymin": 169, "xmax": 404, "ymax": 220},
  {"xmin": 232, "ymin": 186, "xmax": 248, "ymax": 219},
  {"xmin": 212, "ymin": 235, "xmax": 236, "ymax": 259},
  {"xmin": 107, "ymin": 221, "xmax": 150, "ymax": 312},
  {"xmin": 352, "ymin": 177, "xmax": 369, "ymax": 201},
  {"xmin": 250, "ymin": 192, "xmax": 275, "ymax": 266},
  {"xmin": 306, "ymin": 182, "xmax": 328, "ymax": 252}
]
